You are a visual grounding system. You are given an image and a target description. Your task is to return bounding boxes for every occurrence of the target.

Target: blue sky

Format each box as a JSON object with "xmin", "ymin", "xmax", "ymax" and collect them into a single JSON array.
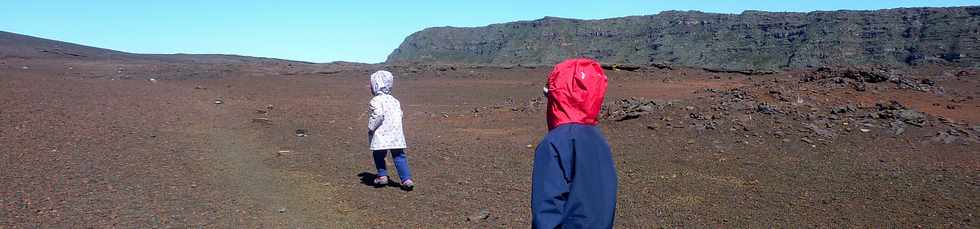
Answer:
[{"xmin": 1, "ymin": 1, "xmax": 976, "ymax": 63}]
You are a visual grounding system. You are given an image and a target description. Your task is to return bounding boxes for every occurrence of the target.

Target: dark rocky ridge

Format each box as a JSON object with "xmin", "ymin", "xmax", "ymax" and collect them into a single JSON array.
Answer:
[{"xmin": 387, "ymin": 6, "xmax": 980, "ymax": 70}]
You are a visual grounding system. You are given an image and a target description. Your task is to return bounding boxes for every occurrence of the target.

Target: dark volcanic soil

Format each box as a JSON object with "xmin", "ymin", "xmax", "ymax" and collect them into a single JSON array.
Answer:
[{"xmin": 1, "ymin": 58, "xmax": 978, "ymax": 227}]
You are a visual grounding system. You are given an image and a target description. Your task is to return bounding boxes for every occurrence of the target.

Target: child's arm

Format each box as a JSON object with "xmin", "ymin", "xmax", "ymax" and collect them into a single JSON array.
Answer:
[
  {"xmin": 367, "ymin": 100, "xmax": 384, "ymax": 132},
  {"xmin": 531, "ymin": 140, "xmax": 569, "ymax": 228}
]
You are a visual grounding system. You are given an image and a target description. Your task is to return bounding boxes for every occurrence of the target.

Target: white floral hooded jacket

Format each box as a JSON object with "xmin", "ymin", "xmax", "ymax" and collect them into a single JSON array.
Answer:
[{"xmin": 367, "ymin": 70, "xmax": 407, "ymax": 150}]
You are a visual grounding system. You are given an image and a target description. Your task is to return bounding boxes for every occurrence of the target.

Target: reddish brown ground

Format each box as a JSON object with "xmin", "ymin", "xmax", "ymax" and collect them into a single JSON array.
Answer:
[{"xmin": 1, "ymin": 59, "xmax": 978, "ymax": 227}]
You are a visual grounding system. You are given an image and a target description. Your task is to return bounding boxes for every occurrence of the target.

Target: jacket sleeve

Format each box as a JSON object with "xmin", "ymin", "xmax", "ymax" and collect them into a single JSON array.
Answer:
[
  {"xmin": 531, "ymin": 139, "xmax": 570, "ymax": 229},
  {"xmin": 367, "ymin": 99, "xmax": 384, "ymax": 132}
]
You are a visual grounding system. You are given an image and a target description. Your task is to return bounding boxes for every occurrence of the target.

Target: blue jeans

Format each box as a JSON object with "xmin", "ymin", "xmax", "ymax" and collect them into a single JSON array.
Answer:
[{"xmin": 373, "ymin": 149, "xmax": 412, "ymax": 181}]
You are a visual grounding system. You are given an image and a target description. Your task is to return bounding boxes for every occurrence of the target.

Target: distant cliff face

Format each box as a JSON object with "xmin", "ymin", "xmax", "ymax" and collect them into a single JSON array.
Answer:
[{"xmin": 387, "ymin": 7, "xmax": 980, "ymax": 70}]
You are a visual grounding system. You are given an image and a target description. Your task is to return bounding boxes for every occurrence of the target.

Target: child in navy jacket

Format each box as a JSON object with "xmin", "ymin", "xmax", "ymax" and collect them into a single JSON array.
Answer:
[{"xmin": 532, "ymin": 58, "xmax": 618, "ymax": 228}]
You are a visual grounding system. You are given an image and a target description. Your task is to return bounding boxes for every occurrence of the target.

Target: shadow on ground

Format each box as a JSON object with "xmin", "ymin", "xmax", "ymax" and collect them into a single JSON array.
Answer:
[{"xmin": 357, "ymin": 172, "xmax": 413, "ymax": 191}]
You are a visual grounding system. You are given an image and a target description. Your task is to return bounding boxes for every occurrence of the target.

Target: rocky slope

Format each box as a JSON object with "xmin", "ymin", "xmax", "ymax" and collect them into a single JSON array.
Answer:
[
  {"xmin": 0, "ymin": 31, "xmax": 377, "ymax": 79},
  {"xmin": 387, "ymin": 6, "xmax": 980, "ymax": 70},
  {"xmin": 0, "ymin": 31, "xmax": 312, "ymax": 64}
]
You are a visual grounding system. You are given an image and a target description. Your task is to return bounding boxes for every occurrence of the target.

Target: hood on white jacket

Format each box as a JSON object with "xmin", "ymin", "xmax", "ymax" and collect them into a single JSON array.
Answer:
[{"xmin": 370, "ymin": 70, "xmax": 394, "ymax": 95}]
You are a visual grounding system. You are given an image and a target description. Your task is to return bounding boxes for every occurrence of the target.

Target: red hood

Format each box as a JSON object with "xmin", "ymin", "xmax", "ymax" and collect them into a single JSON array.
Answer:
[{"xmin": 546, "ymin": 58, "xmax": 608, "ymax": 130}]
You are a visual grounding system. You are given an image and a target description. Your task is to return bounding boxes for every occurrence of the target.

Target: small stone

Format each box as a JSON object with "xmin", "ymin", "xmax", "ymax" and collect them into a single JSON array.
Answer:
[
  {"xmin": 526, "ymin": 144, "xmax": 534, "ymax": 148},
  {"xmin": 900, "ymin": 112, "xmax": 926, "ymax": 127},
  {"xmin": 252, "ymin": 118, "xmax": 272, "ymax": 124},
  {"xmin": 277, "ymin": 208, "xmax": 287, "ymax": 213},
  {"xmin": 295, "ymin": 129, "xmax": 307, "ymax": 137},
  {"xmin": 214, "ymin": 99, "xmax": 223, "ymax": 104},
  {"xmin": 756, "ymin": 103, "xmax": 778, "ymax": 114},
  {"xmin": 466, "ymin": 209, "xmax": 490, "ymax": 221},
  {"xmin": 859, "ymin": 128, "xmax": 871, "ymax": 133}
]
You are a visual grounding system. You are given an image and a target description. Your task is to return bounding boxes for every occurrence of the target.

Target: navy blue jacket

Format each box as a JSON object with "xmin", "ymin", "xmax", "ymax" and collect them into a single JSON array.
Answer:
[{"xmin": 532, "ymin": 123, "xmax": 618, "ymax": 228}]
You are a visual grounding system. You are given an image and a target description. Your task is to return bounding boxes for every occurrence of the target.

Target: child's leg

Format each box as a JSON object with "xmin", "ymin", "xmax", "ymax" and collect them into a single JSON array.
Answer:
[
  {"xmin": 372, "ymin": 150, "xmax": 389, "ymax": 177},
  {"xmin": 390, "ymin": 149, "xmax": 412, "ymax": 181}
]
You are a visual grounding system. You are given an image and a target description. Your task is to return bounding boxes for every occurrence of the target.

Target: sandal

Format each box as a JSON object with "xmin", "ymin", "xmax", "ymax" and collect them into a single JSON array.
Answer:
[
  {"xmin": 401, "ymin": 179, "xmax": 415, "ymax": 191},
  {"xmin": 373, "ymin": 176, "xmax": 389, "ymax": 186}
]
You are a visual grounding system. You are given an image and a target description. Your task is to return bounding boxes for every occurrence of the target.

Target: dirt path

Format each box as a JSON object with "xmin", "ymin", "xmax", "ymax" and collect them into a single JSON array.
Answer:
[{"xmin": 193, "ymin": 89, "xmax": 357, "ymax": 227}]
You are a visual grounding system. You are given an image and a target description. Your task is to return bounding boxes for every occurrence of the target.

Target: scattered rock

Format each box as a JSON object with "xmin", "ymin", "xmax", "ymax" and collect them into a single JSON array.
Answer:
[
  {"xmin": 756, "ymin": 103, "xmax": 778, "ymax": 114},
  {"xmin": 601, "ymin": 64, "xmax": 642, "ymax": 71},
  {"xmin": 871, "ymin": 101, "xmax": 926, "ymax": 127},
  {"xmin": 703, "ymin": 67, "xmax": 776, "ymax": 75},
  {"xmin": 830, "ymin": 105, "xmax": 856, "ymax": 114},
  {"xmin": 800, "ymin": 66, "xmax": 943, "ymax": 93},
  {"xmin": 466, "ymin": 208, "xmax": 490, "ymax": 221},
  {"xmin": 895, "ymin": 109, "xmax": 926, "ymax": 127},
  {"xmin": 930, "ymin": 131, "xmax": 958, "ymax": 144},
  {"xmin": 804, "ymin": 123, "xmax": 835, "ymax": 138},
  {"xmin": 608, "ymin": 97, "xmax": 658, "ymax": 121},
  {"xmin": 808, "ymin": 66, "xmax": 891, "ymax": 83},
  {"xmin": 252, "ymin": 118, "xmax": 272, "ymax": 125},
  {"xmin": 891, "ymin": 77, "xmax": 937, "ymax": 92},
  {"xmin": 506, "ymin": 97, "xmax": 545, "ymax": 113},
  {"xmin": 689, "ymin": 112, "xmax": 708, "ymax": 120},
  {"xmin": 890, "ymin": 121, "xmax": 907, "ymax": 136},
  {"xmin": 921, "ymin": 78, "xmax": 936, "ymax": 86}
]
